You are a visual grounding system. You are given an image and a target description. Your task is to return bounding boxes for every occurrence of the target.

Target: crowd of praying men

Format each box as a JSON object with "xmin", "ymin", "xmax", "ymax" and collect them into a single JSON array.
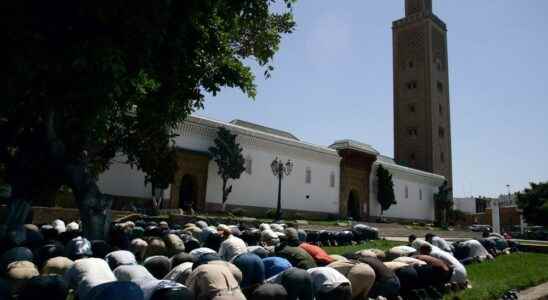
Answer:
[{"xmin": 0, "ymin": 218, "xmax": 517, "ymax": 300}]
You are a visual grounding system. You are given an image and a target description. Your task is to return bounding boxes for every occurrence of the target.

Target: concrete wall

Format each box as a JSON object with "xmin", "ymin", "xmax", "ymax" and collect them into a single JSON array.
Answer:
[{"xmin": 369, "ymin": 159, "xmax": 444, "ymax": 221}]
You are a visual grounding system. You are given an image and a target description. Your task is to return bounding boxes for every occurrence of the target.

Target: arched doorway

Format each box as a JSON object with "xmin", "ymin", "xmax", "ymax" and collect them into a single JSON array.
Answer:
[
  {"xmin": 179, "ymin": 174, "xmax": 196, "ymax": 212},
  {"xmin": 348, "ymin": 190, "xmax": 361, "ymax": 221}
]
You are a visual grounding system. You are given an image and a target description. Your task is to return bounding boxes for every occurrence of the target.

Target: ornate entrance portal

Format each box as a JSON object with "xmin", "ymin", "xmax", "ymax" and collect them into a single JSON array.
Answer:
[
  {"xmin": 348, "ymin": 190, "xmax": 361, "ymax": 221},
  {"xmin": 169, "ymin": 149, "xmax": 210, "ymax": 211},
  {"xmin": 179, "ymin": 174, "xmax": 196, "ymax": 212}
]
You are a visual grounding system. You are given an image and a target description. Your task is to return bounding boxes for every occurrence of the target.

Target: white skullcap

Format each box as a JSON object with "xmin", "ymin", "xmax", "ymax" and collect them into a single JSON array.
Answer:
[
  {"xmin": 259, "ymin": 223, "xmax": 271, "ymax": 232},
  {"xmin": 66, "ymin": 222, "xmax": 79, "ymax": 231},
  {"xmin": 52, "ymin": 219, "xmax": 66, "ymax": 234}
]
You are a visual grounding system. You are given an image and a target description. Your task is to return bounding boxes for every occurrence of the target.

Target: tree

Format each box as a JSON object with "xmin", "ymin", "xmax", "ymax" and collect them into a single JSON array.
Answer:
[
  {"xmin": 446, "ymin": 208, "xmax": 466, "ymax": 226},
  {"xmin": 376, "ymin": 165, "xmax": 396, "ymax": 216},
  {"xmin": 2, "ymin": 0, "xmax": 296, "ymax": 239},
  {"xmin": 517, "ymin": 182, "xmax": 548, "ymax": 226},
  {"xmin": 475, "ymin": 196, "xmax": 490, "ymax": 213},
  {"xmin": 434, "ymin": 180, "xmax": 452, "ymax": 226},
  {"xmin": 209, "ymin": 127, "xmax": 246, "ymax": 211}
]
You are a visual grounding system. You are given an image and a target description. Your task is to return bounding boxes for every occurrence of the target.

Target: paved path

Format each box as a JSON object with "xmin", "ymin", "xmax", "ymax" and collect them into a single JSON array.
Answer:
[{"xmin": 519, "ymin": 281, "xmax": 548, "ymax": 300}]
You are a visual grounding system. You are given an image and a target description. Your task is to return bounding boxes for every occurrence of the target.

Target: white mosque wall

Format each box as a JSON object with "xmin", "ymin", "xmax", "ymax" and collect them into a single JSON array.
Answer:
[
  {"xmin": 97, "ymin": 115, "xmax": 445, "ymax": 220},
  {"xmin": 175, "ymin": 116, "xmax": 342, "ymax": 214},
  {"xmin": 99, "ymin": 115, "xmax": 341, "ymax": 215},
  {"xmin": 97, "ymin": 158, "xmax": 153, "ymax": 198},
  {"xmin": 369, "ymin": 159, "xmax": 445, "ymax": 222}
]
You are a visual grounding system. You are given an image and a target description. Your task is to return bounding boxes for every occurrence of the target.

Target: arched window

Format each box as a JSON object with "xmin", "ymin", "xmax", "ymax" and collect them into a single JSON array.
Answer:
[
  {"xmin": 405, "ymin": 185, "xmax": 409, "ymax": 199},
  {"xmin": 305, "ymin": 167, "xmax": 311, "ymax": 184},
  {"xmin": 437, "ymin": 81, "xmax": 444, "ymax": 93},
  {"xmin": 407, "ymin": 59, "xmax": 415, "ymax": 69},
  {"xmin": 406, "ymin": 81, "xmax": 418, "ymax": 90},
  {"xmin": 245, "ymin": 156, "xmax": 252, "ymax": 174},
  {"xmin": 329, "ymin": 171, "xmax": 336, "ymax": 188},
  {"xmin": 407, "ymin": 127, "xmax": 418, "ymax": 137},
  {"xmin": 419, "ymin": 188, "xmax": 423, "ymax": 200}
]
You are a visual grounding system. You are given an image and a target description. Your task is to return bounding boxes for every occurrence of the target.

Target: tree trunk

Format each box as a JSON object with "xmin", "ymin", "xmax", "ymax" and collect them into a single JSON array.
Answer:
[
  {"xmin": 3, "ymin": 111, "xmax": 113, "ymax": 241},
  {"xmin": 221, "ymin": 179, "xmax": 227, "ymax": 212},
  {"xmin": 443, "ymin": 208, "xmax": 448, "ymax": 226},
  {"xmin": 4, "ymin": 197, "xmax": 31, "ymax": 227},
  {"xmin": 65, "ymin": 161, "xmax": 112, "ymax": 241}
]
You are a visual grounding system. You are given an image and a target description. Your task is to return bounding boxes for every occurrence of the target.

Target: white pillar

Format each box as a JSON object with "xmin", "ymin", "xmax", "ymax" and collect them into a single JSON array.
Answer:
[
  {"xmin": 491, "ymin": 201, "xmax": 501, "ymax": 234},
  {"xmin": 520, "ymin": 213, "xmax": 526, "ymax": 235},
  {"xmin": 163, "ymin": 185, "xmax": 172, "ymax": 207}
]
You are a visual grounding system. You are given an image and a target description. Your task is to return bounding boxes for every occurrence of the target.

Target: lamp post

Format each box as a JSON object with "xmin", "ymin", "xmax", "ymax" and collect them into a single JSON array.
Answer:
[
  {"xmin": 271, "ymin": 157, "xmax": 293, "ymax": 221},
  {"xmin": 502, "ymin": 184, "xmax": 511, "ymax": 234},
  {"xmin": 497, "ymin": 184, "xmax": 511, "ymax": 234}
]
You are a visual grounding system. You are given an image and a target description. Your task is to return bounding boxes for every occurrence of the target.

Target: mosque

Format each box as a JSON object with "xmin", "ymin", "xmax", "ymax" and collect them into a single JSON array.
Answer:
[{"xmin": 98, "ymin": 0, "xmax": 452, "ymax": 222}]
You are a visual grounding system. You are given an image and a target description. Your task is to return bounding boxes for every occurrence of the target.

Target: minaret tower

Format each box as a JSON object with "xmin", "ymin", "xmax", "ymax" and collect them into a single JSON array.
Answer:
[{"xmin": 393, "ymin": 0, "xmax": 453, "ymax": 191}]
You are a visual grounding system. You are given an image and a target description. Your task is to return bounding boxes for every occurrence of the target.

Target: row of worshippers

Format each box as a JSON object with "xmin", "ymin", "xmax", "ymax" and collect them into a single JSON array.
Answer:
[
  {"xmin": 409, "ymin": 231, "xmax": 518, "ymax": 265},
  {"xmin": 0, "ymin": 218, "xmax": 506, "ymax": 300}
]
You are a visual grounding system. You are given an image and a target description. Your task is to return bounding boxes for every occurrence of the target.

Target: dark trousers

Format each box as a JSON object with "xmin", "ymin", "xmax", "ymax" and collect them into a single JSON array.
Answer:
[
  {"xmin": 316, "ymin": 283, "xmax": 352, "ymax": 300},
  {"xmin": 368, "ymin": 276, "xmax": 401, "ymax": 299}
]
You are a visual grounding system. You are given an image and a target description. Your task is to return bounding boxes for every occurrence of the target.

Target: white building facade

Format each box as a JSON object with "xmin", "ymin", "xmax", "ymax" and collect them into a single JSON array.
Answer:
[
  {"xmin": 369, "ymin": 156, "xmax": 445, "ymax": 222},
  {"xmin": 99, "ymin": 115, "xmax": 342, "ymax": 217},
  {"xmin": 98, "ymin": 115, "xmax": 444, "ymax": 221}
]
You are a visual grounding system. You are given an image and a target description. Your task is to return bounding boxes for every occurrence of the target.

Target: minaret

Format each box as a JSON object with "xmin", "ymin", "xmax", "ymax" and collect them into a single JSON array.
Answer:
[{"xmin": 393, "ymin": 0, "xmax": 453, "ymax": 192}]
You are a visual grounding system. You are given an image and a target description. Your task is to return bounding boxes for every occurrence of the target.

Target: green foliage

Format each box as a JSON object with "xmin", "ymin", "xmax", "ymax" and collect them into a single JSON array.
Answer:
[
  {"xmin": 434, "ymin": 180, "xmax": 452, "ymax": 225},
  {"xmin": 474, "ymin": 196, "xmax": 490, "ymax": 213},
  {"xmin": 230, "ymin": 208, "xmax": 246, "ymax": 217},
  {"xmin": 209, "ymin": 127, "xmax": 246, "ymax": 205},
  {"xmin": 0, "ymin": 163, "xmax": 7, "ymax": 196},
  {"xmin": 447, "ymin": 208, "xmax": 467, "ymax": 225},
  {"xmin": 265, "ymin": 208, "xmax": 277, "ymax": 219},
  {"xmin": 1, "ymin": 0, "xmax": 296, "ymax": 201},
  {"xmin": 517, "ymin": 182, "xmax": 548, "ymax": 226},
  {"xmin": 376, "ymin": 165, "xmax": 396, "ymax": 214}
]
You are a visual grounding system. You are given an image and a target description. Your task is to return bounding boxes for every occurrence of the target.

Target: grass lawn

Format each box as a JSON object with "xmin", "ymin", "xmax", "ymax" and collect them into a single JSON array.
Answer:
[
  {"xmin": 323, "ymin": 240, "xmax": 404, "ymax": 255},
  {"xmin": 445, "ymin": 252, "xmax": 548, "ymax": 300}
]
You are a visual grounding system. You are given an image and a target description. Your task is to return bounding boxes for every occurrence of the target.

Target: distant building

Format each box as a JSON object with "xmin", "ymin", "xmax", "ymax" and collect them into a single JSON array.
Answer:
[
  {"xmin": 453, "ymin": 197, "xmax": 477, "ymax": 214},
  {"xmin": 453, "ymin": 195, "xmax": 522, "ymax": 233}
]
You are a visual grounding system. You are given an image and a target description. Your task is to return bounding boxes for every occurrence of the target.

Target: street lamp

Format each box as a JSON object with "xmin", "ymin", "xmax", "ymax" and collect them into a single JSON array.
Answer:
[
  {"xmin": 499, "ymin": 184, "xmax": 511, "ymax": 234},
  {"xmin": 271, "ymin": 157, "xmax": 294, "ymax": 221}
]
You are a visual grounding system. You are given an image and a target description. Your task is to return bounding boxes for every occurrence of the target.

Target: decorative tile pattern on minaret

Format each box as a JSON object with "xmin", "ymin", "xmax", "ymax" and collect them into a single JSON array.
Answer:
[{"xmin": 393, "ymin": 0, "xmax": 453, "ymax": 191}]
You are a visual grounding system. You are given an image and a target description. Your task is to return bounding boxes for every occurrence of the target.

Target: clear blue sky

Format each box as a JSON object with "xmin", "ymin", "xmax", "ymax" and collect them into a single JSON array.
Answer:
[{"xmin": 198, "ymin": 1, "xmax": 548, "ymax": 198}]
